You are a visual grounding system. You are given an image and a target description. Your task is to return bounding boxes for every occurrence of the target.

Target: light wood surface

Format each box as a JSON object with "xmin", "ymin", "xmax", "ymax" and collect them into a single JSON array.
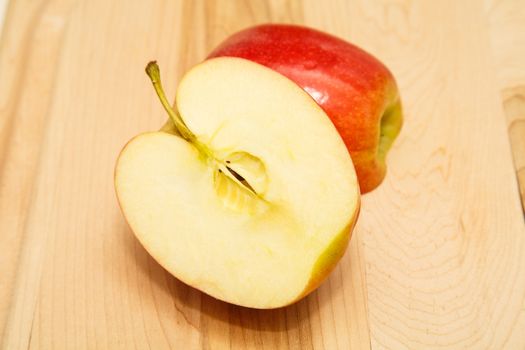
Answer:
[
  {"xmin": 1, "ymin": 1, "xmax": 524, "ymax": 349},
  {"xmin": 487, "ymin": 0, "xmax": 525, "ymax": 212}
]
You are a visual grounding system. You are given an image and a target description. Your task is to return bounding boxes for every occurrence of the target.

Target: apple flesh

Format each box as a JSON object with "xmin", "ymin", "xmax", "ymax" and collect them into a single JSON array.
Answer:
[
  {"xmin": 115, "ymin": 58, "xmax": 360, "ymax": 308},
  {"xmin": 208, "ymin": 24, "xmax": 403, "ymax": 193}
]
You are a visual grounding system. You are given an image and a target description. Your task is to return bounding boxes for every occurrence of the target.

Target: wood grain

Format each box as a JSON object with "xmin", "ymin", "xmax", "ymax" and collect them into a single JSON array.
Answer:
[
  {"xmin": 333, "ymin": 1, "xmax": 525, "ymax": 348},
  {"xmin": 0, "ymin": 0, "xmax": 76, "ymax": 341},
  {"xmin": 0, "ymin": 0, "xmax": 524, "ymax": 349},
  {"xmin": 486, "ymin": 0, "xmax": 525, "ymax": 213}
]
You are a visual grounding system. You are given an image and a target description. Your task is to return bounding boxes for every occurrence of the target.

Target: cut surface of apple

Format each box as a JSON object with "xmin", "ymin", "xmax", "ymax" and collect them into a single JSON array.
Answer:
[{"xmin": 115, "ymin": 57, "xmax": 360, "ymax": 308}]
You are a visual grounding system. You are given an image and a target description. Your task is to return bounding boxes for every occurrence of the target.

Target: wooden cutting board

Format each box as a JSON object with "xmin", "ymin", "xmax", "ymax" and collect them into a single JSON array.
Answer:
[{"xmin": 1, "ymin": 1, "xmax": 524, "ymax": 349}]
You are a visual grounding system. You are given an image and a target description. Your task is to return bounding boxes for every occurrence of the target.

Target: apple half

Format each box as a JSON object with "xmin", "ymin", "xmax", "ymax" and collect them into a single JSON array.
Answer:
[{"xmin": 115, "ymin": 58, "xmax": 360, "ymax": 308}]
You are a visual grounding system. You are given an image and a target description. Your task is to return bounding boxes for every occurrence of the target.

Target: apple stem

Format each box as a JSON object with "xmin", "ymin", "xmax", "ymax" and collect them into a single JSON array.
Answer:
[
  {"xmin": 145, "ymin": 61, "xmax": 260, "ymax": 195},
  {"xmin": 145, "ymin": 61, "xmax": 197, "ymax": 143}
]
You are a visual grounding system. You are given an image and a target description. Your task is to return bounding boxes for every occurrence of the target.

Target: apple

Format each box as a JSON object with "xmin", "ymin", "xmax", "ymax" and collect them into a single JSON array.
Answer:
[
  {"xmin": 208, "ymin": 24, "xmax": 403, "ymax": 193},
  {"xmin": 115, "ymin": 58, "xmax": 360, "ymax": 308}
]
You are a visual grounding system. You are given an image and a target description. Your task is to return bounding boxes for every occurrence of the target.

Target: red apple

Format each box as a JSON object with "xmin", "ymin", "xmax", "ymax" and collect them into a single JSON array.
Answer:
[{"xmin": 208, "ymin": 24, "xmax": 403, "ymax": 193}]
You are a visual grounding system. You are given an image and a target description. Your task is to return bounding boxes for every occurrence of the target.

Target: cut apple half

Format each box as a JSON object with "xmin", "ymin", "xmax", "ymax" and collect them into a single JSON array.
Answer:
[{"xmin": 115, "ymin": 57, "xmax": 360, "ymax": 308}]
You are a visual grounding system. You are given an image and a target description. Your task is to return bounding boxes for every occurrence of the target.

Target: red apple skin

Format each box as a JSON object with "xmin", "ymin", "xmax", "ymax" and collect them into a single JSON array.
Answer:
[{"xmin": 208, "ymin": 24, "xmax": 402, "ymax": 193}]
